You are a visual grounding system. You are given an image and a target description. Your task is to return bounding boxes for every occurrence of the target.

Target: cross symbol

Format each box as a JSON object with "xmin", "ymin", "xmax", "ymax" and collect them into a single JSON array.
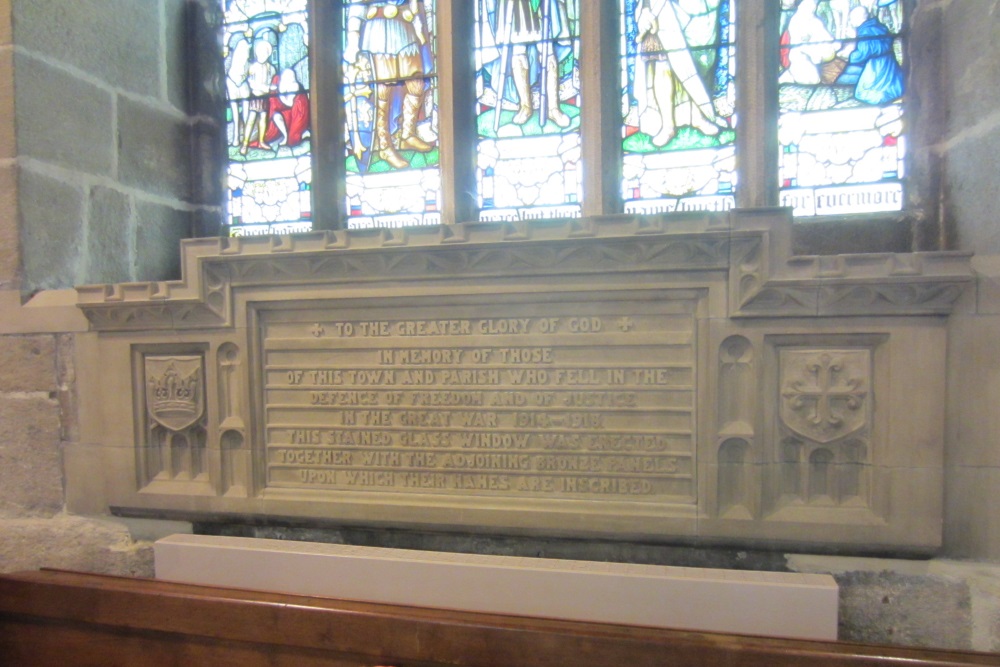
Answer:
[
  {"xmin": 784, "ymin": 353, "xmax": 866, "ymax": 431},
  {"xmin": 617, "ymin": 317, "xmax": 635, "ymax": 332},
  {"xmin": 311, "ymin": 323, "xmax": 325, "ymax": 338}
]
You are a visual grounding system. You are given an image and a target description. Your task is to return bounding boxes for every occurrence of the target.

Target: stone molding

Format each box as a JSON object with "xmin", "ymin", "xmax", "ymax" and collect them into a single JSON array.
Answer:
[{"xmin": 76, "ymin": 210, "xmax": 973, "ymax": 331}]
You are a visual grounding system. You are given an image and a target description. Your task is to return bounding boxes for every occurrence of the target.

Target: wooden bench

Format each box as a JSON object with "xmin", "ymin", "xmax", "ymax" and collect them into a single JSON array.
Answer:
[{"xmin": 1, "ymin": 569, "xmax": 998, "ymax": 666}]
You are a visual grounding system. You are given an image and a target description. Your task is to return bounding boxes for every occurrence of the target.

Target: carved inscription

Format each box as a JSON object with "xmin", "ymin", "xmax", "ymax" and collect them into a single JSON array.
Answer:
[{"xmin": 261, "ymin": 297, "xmax": 699, "ymax": 502}]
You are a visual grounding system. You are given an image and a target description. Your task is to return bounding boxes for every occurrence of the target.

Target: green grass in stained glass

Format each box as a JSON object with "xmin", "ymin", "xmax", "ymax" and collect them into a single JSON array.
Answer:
[{"xmin": 623, "ymin": 126, "xmax": 735, "ymax": 153}]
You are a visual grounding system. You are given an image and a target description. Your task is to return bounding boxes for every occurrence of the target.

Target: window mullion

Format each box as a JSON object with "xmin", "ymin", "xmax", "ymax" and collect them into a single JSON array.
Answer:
[
  {"xmin": 437, "ymin": 0, "xmax": 478, "ymax": 226},
  {"xmin": 735, "ymin": 2, "xmax": 778, "ymax": 209},
  {"xmin": 310, "ymin": 0, "xmax": 346, "ymax": 230},
  {"xmin": 579, "ymin": 1, "xmax": 622, "ymax": 217}
]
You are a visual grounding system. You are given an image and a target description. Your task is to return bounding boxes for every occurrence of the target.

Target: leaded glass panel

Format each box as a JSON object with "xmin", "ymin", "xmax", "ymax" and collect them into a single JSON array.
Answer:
[
  {"xmin": 474, "ymin": 0, "xmax": 582, "ymax": 222},
  {"xmin": 343, "ymin": 0, "xmax": 441, "ymax": 229},
  {"xmin": 778, "ymin": 0, "xmax": 905, "ymax": 216},
  {"xmin": 223, "ymin": 0, "xmax": 312, "ymax": 236},
  {"xmin": 621, "ymin": 0, "xmax": 736, "ymax": 215}
]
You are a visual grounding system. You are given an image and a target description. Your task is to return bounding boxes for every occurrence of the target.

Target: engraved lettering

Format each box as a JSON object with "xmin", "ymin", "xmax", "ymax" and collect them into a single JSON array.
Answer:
[
  {"xmin": 459, "ymin": 432, "xmax": 532, "ymax": 449},
  {"xmin": 412, "ymin": 391, "xmax": 484, "ymax": 406},
  {"xmin": 345, "ymin": 410, "xmax": 393, "ymax": 425},
  {"xmin": 496, "ymin": 347, "xmax": 554, "ymax": 364},
  {"xmin": 396, "ymin": 349, "xmax": 465, "ymax": 364},
  {"xmin": 358, "ymin": 321, "xmax": 391, "ymax": 336},
  {"xmin": 264, "ymin": 298, "xmax": 699, "ymax": 505},
  {"xmin": 455, "ymin": 474, "xmax": 510, "ymax": 490},
  {"xmin": 563, "ymin": 392, "xmax": 637, "ymax": 408},
  {"xmin": 438, "ymin": 369, "xmax": 501, "ymax": 385},
  {"xmin": 567, "ymin": 317, "xmax": 602, "ymax": 332},
  {"xmin": 478, "ymin": 318, "xmax": 531, "ymax": 334},
  {"xmin": 400, "ymin": 431, "xmax": 452, "ymax": 447},
  {"xmin": 278, "ymin": 449, "xmax": 352, "ymax": 466},
  {"xmin": 442, "ymin": 453, "xmax": 532, "ymax": 470},
  {"xmin": 398, "ymin": 411, "xmax": 451, "ymax": 427},
  {"xmin": 396, "ymin": 320, "xmax": 472, "ymax": 336},
  {"xmin": 490, "ymin": 391, "xmax": 527, "ymax": 406},
  {"xmin": 310, "ymin": 391, "xmax": 379, "ymax": 406}
]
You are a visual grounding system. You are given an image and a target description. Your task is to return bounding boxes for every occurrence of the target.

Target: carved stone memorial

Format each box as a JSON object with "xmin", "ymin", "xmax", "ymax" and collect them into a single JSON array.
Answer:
[{"xmin": 71, "ymin": 210, "xmax": 972, "ymax": 552}]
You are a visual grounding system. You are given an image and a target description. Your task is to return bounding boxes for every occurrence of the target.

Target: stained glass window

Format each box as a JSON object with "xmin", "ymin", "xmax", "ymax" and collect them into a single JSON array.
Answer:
[
  {"xmin": 343, "ymin": 0, "xmax": 441, "ymax": 230},
  {"xmin": 621, "ymin": 0, "xmax": 736, "ymax": 215},
  {"xmin": 778, "ymin": 0, "xmax": 905, "ymax": 217},
  {"xmin": 474, "ymin": 0, "xmax": 582, "ymax": 222},
  {"xmin": 217, "ymin": 3, "xmax": 918, "ymax": 236},
  {"xmin": 223, "ymin": 0, "xmax": 312, "ymax": 236}
]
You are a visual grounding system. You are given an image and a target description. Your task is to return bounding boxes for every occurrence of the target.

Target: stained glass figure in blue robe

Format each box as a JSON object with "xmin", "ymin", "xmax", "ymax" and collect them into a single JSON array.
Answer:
[{"xmin": 835, "ymin": 8, "xmax": 903, "ymax": 105}]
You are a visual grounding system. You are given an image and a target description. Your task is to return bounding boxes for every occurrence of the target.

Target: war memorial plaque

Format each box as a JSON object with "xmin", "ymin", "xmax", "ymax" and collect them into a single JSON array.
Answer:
[
  {"xmin": 260, "ymin": 294, "xmax": 699, "ymax": 504},
  {"xmin": 73, "ymin": 211, "xmax": 974, "ymax": 551}
]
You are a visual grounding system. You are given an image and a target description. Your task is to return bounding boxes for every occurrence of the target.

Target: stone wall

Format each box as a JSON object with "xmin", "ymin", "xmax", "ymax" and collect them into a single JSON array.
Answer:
[
  {"xmin": 0, "ymin": 0, "xmax": 220, "ymax": 580},
  {"xmin": 2, "ymin": 0, "xmax": 1000, "ymax": 654},
  {"xmin": 12, "ymin": 0, "xmax": 223, "ymax": 292},
  {"xmin": 942, "ymin": 0, "xmax": 1000, "ymax": 562}
]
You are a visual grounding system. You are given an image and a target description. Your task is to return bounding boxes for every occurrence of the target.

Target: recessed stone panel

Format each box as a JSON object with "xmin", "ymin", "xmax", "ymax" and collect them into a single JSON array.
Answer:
[{"xmin": 257, "ymin": 292, "xmax": 699, "ymax": 511}]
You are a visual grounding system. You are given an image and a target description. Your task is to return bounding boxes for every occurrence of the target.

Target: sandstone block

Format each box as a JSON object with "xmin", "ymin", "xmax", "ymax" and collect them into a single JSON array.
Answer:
[
  {"xmin": 0, "ymin": 515, "xmax": 153, "ymax": 576},
  {"xmin": 0, "ymin": 163, "xmax": 19, "ymax": 287},
  {"xmin": 0, "ymin": 0, "xmax": 11, "ymax": 47},
  {"xmin": 0, "ymin": 48, "xmax": 14, "ymax": 160},
  {"xmin": 0, "ymin": 333, "xmax": 55, "ymax": 392},
  {"xmin": 0, "ymin": 394, "xmax": 62, "ymax": 515}
]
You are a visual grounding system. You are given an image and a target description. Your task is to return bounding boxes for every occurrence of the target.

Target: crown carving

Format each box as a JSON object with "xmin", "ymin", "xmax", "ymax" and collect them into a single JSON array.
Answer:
[{"xmin": 144, "ymin": 356, "xmax": 204, "ymax": 432}]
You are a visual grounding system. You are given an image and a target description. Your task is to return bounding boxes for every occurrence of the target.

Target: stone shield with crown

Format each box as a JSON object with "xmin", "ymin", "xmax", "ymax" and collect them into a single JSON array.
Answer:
[{"xmin": 144, "ymin": 355, "xmax": 205, "ymax": 432}]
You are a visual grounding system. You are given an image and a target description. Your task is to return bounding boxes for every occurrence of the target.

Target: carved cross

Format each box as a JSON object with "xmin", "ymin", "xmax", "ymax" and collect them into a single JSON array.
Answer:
[{"xmin": 783, "ymin": 353, "xmax": 867, "ymax": 435}]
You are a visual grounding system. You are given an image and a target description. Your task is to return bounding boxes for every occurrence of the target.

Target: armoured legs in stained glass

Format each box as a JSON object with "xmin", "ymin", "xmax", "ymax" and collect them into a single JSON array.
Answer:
[
  {"xmin": 345, "ymin": 1, "xmax": 433, "ymax": 171},
  {"xmin": 491, "ymin": 0, "xmax": 572, "ymax": 128}
]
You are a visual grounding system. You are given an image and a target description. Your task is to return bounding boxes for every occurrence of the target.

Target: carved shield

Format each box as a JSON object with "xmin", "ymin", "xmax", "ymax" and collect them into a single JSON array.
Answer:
[
  {"xmin": 145, "ymin": 355, "xmax": 205, "ymax": 432},
  {"xmin": 779, "ymin": 349, "xmax": 869, "ymax": 444}
]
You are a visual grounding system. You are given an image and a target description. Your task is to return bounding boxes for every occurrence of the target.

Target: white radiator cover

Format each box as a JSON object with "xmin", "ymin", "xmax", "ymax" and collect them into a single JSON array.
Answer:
[{"xmin": 154, "ymin": 534, "xmax": 838, "ymax": 640}]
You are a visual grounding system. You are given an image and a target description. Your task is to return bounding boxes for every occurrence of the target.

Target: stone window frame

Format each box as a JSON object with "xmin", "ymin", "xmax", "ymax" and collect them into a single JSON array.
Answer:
[{"xmin": 289, "ymin": 1, "xmax": 940, "ymax": 254}]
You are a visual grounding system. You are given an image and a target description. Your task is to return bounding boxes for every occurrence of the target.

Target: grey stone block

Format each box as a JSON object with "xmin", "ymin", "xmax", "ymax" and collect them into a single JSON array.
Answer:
[
  {"xmin": 0, "ymin": 394, "xmax": 63, "ymax": 516},
  {"xmin": 0, "ymin": 334, "xmax": 55, "ymax": 392},
  {"xmin": 19, "ymin": 168, "xmax": 84, "ymax": 292},
  {"xmin": 135, "ymin": 200, "xmax": 192, "ymax": 281},
  {"xmin": 164, "ymin": 0, "xmax": 188, "ymax": 112},
  {"xmin": 945, "ymin": 128, "xmax": 1000, "ymax": 256},
  {"xmin": 192, "ymin": 206, "xmax": 225, "ymax": 238},
  {"xmin": 837, "ymin": 571, "xmax": 972, "ymax": 649},
  {"xmin": 185, "ymin": 0, "xmax": 227, "ymax": 118},
  {"xmin": 13, "ymin": 53, "xmax": 114, "ymax": 176},
  {"xmin": 118, "ymin": 96, "xmax": 192, "ymax": 201},
  {"xmin": 87, "ymin": 186, "xmax": 133, "ymax": 284},
  {"xmin": 12, "ymin": 0, "xmax": 161, "ymax": 99},
  {"xmin": 190, "ymin": 118, "xmax": 226, "ymax": 207}
]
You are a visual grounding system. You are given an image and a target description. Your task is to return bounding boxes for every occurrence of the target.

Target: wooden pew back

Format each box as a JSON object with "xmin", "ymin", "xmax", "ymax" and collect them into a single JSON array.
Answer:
[{"xmin": 1, "ymin": 569, "xmax": 998, "ymax": 666}]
